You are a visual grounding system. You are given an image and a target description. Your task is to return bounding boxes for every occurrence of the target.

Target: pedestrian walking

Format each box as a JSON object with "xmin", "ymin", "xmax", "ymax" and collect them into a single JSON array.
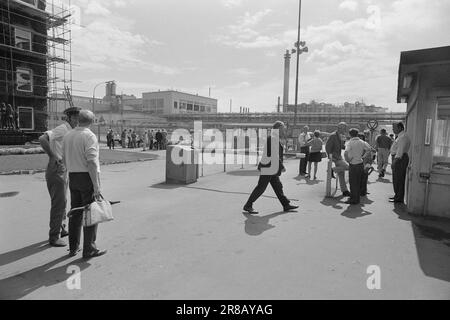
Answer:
[
  {"xmin": 344, "ymin": 128, "xmax": 372, "ymax": 205},
  {"xmin": 325, "ymin": 122, "xmax": 351, "ymax": 198},
  {"xmin": 107, "ymin": 129, "xmax": 114, "ymax": 150},
  {"xmin": 62, "ymin": 110, "xmax": 107, "ymax": 259},
  {"xmin": 243, "ymin": 121, "xmax": 299, "ymax": 214},
  {"xmin": 298, "ymin": 126, "xmax": 312, "ymax": 176},
  {"xmin": 143, "ymin": 130, "xmax": 149, "ymax": 151},
  {"xmin": 148, "ymin": 130, "xmax": 154, "ymax": 150},
  {"xmin": 131, "ymin": 131, "xmax": 137, "ymax": 148},
  {"xmin": 127, "ymin": 129, "xmax": 132, "ymax": 148},
  {"xmin": 121, "ymin": 129, "xmax": 126, "ymax": 148},
  {"xmin": 307, "ymin": 130, "xmax": 323, "ymax": 180},
  {"xmin": 39, "ymin": 106, "xmax": 80, "ymax": 247},
  {"xmin": 375, "ymin": 129, "xmax": 393, "ymax": 178},
  {"xmin": 155, "ymin": 130, "xmax": 162, "ymax": 150},
  {"xmin": 389, "ymin": 122, "xmax": 411, "ymax": 204}
]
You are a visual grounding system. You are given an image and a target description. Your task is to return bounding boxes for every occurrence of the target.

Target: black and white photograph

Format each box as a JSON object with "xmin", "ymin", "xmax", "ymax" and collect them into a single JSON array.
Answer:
[{"xmin": 0, "ymin": 0, "xmax": 449, "ymax": 306}]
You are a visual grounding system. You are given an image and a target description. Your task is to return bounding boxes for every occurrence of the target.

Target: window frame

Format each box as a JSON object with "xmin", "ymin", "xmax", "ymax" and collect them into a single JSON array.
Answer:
[
  {"xmin": 18, "ymin": 106, "xmax": 34, "ymax": 131},
  {"xmin": 16, "ymin": 67, "xmax": 33, "ymax": 93},
  {"xmin": 432, "ymin": 97, "xmax": 450, "ymax": 172},
  {"xmin": 14, "ymin": 27, "xmax": 32, "ymax": 51}
]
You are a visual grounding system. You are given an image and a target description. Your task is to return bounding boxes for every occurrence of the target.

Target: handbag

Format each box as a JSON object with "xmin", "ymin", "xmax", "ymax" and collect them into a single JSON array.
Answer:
[
  {"xmin": 321, "ymin": 151, "xmax": 328, "ymax": 159},
  {"xmin": 68, "ymin": 194, "xmax": 114, "ymax": 227}
]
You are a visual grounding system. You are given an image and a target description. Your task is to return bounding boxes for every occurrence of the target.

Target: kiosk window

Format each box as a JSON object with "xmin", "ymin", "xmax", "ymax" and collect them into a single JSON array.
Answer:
[{"xmin": 433, "ymin": 99, "xmax": 450, "ymax": 170}]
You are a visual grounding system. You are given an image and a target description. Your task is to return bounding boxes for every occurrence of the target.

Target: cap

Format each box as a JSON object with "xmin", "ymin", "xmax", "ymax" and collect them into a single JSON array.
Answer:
[{"xmin": 63, "ymin": 107, "xmax": 81, "ymax": 115}]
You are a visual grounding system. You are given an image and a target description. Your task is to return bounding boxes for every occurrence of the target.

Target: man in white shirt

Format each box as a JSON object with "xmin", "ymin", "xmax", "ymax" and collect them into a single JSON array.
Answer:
[
  {"xmin": 63, "ymin": 110, "xmax": 106, "ymax": 259},
  {"xmin": 298, "ymin": 126, "xmax": 312, "ymax": 176},
  {"xmin": 39, "ymin": 107, "xmax": 80, "ymax": 247},
  {"xmin": 389, "ymin": 122, "xmax": 411, "ymax": 204},
  {"xmin": 344, "ymin": 128, "xmax": 371, "ymax": 205}
]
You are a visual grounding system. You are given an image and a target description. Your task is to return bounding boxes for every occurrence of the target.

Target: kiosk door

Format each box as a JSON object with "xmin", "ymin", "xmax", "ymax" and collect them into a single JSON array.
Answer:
[{"xmin": 426, "ymin": 97, "xmax": 450, "ymax": 216}]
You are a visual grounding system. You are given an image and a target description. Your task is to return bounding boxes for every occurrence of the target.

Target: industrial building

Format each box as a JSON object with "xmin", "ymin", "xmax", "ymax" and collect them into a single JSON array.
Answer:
[
  {"xmin": 142, "ymin": 90, "xmax": 217, "ymax": 115},
  {"xmin": 0, "ymin": 0, "xmax": 73, "ymax": 143}
]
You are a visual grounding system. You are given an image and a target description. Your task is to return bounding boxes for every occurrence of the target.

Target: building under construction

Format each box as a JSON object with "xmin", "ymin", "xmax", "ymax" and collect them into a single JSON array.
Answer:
[{"xmin": 0, "ymin": 0, "xmax": 72, "ymax": 144}]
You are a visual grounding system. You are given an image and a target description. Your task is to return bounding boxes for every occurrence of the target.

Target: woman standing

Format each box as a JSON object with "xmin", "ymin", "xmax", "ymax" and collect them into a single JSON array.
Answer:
[{"xmin": 307, "ymin": 130, "xmax": 324, "ymax": 180}]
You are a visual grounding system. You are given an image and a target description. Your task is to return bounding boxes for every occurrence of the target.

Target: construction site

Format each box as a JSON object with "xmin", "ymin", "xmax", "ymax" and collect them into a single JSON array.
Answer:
[{"xmin": 0, "ymin": 0, "xmax": 73, "ymax": 144}]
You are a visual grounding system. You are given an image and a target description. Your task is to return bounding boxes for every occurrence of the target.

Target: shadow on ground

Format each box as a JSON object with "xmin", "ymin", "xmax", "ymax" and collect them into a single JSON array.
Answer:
[
  {"xmin": 242, "ymin": 211, "xmax": 290, "ymax": 236},
  {"xmin": 393, "ymin": 203, "xmax": 450, "ymax": 283},
  {"xmin": 0, "ymin": 256, "xmax": 91, "ymax": 300},
  {"xmin": 0, "ymin": 240, "xmax": 49, "ymax": 267}
]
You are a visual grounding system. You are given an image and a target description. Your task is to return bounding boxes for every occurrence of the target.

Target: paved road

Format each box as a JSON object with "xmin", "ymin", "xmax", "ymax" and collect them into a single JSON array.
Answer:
[{"xmin": 0, "ymin": 157, "xmax": 449, "ymax": 299}]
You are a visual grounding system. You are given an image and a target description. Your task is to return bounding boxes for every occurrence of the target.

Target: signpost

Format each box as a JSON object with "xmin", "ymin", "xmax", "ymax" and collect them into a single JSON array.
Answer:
[{"xmin": 367, "ymin": 119, "xmax": 379, "ymax": 145}]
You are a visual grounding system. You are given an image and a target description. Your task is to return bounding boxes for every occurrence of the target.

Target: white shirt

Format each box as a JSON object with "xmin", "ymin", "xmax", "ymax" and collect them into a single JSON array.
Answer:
[
  {"xmin": 390, "ymin": 131, "xmax": 411, "ymax": 159},
  {"xmin": 345, "ymin": 137, "xmax": 371, "ymax": 165},
  {"xmin": 298, "ymin": 132, "xmax": 312, "ymax": 147},
  {"xmin": 45, "ymin": 122, "xmax": 71, "ymax": 160},
  {"xmin": 63, "ymin": 127, "xmax": 100, "ymax": 173}
]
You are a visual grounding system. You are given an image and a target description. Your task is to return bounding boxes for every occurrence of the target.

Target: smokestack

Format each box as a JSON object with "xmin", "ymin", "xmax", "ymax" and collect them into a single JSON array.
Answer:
[
  {"xmin": 277, "ymin": 96, "xmax": 281, "ymax": 113},
  {"xmin": 283, "ymin": 50, "xmax": 291, "ymax": 113}
]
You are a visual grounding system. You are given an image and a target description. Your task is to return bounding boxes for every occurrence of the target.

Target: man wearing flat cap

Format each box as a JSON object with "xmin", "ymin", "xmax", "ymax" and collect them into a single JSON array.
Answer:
[{"xmin": 39, "ymin": 107, "xmax": 80, "ymax": 247}]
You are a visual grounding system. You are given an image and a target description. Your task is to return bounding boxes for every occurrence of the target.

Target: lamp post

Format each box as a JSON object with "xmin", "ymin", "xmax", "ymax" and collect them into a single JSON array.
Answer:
[
  {"xmin": 92, "ymin": 80, "xmax": 115, "ymax": 114},
  {"xmin": 92, "ymin": 80, "xmax": 114, "ymax": 140},
  {"xmin": 292, "ymin": 0, "xmax": 308, "ymax": 127}
]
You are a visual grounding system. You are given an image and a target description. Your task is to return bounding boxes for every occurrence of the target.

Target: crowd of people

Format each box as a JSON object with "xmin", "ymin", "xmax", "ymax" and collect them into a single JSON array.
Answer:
[
  {"xmin": 106, "ymin": 128, "xmax": 168, "ymax": 151},
  {"xmin": 243, "ymin": 120, "xmax": 411, "ymax": 213},
  {"xmin": 0, "ymin": 102, "xmax": 20, "ymax": 130}
]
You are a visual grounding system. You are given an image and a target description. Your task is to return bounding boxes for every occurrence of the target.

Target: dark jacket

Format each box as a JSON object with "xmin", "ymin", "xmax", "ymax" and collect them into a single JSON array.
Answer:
[
  {"xmin": 258, "ymin": 136, "xmax": 285, "ymax": 176},
  {"xmin": 325, "ymin": 131, "xmax": 345, "ymax": 161}
]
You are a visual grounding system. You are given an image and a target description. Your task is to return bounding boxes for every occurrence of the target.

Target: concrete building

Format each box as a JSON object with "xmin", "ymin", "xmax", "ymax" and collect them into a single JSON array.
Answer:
[
  {"xmin": 142, "ymin": 90, "xmax": 217, "ymax": 115},
  {"xmin": 397, "ymin": 45, "xmax": 450, "ymax": 219}
]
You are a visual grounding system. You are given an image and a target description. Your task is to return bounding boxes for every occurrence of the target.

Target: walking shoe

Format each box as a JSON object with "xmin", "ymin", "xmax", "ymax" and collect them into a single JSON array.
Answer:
[
  {"xmin": 342, "ymin": 191, "xmax": 351, "ymax": 197},
  {"xmin": 49, "ymin": 238, "xmax": 67, "ymax": 247},
  {"xmin": 243, "ymin": 205, "xmax": 259, "ymax": 214},
  {"xmin": 344, "ymin": 200, "xmax": 359, "ymax": 205},
  {"xmin": 283, "ymin": 205, "xmax": 299, "ymax": 212},
  {"xmin": 83, "ymin": 249, "xmax": 107, "ymax": 259},
  {"xmin": 68, "ymin": 248, "xmax": 80, "ymax": 257}
]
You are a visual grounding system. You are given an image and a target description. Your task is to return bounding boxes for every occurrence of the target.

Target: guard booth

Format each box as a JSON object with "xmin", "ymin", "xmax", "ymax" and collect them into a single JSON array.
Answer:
[{"xmin": 397, "ymin": 46, "xmax": 450, "ymax": 218}]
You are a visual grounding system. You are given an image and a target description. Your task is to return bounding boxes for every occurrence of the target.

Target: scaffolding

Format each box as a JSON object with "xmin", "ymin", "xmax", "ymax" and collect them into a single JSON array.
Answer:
[{"xmin": 0, "ymin": 0, "xmax": 73, "ymax": 130}]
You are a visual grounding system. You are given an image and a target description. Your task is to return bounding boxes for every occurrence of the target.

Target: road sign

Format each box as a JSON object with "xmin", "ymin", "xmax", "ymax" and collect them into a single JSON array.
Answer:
[{"xmin": 367, "ymin": 120, "xmax": 379, "ymax": 131}]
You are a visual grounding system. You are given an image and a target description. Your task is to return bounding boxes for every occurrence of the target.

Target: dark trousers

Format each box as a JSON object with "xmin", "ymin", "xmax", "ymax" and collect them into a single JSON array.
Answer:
[
  {"xmin": 361, "ymin": 171, "xmax": 368, "ymax": 196},
  {"xmin": 349, "ymin": 163, "xmax": 364, "ymax": 204},
  {"xmin": 68, "ymin": 173, "xmax": 98, "ymax": 254},
  {"xmin": 45, "ymin": 159, "xmax": 67, "ymax": 241},
  {"xmin": 299, "ymin": 146, "xmax": 310, "ymax": 174},
  {"xmin": 246, "ymin": 174, "xmax": 290, "ymax": 208},
  {"xmin": 392, "ymin": 154, "xmax": 409, "ymax": 202}
]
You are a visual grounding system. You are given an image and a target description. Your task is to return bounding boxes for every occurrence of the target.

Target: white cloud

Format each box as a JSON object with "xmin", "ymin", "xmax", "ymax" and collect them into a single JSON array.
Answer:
[
  {"xmin": 221, "ymin": 0, "xmax": 244, "ymax": 8},
  {"xmin": 84, "ymin": 1, "xmax": 111, "ymax": 16},
  {"xmin": 339, "ymin": 0, "xmax": 358, "ymax": 11}
]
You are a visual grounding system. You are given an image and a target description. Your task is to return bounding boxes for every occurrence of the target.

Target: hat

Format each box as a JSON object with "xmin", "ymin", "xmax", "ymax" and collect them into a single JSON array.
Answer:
[{"xmin": 63, "ymin": 107, "xmax": 81, "ymax": 115}]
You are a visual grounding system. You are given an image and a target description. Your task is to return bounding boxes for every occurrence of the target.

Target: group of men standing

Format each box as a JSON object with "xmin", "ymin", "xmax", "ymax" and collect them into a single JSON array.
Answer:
[
  {"xmin": 0, "ymin": 102, "xmax": 19, "ymax": 130},
  {"xmin": 40, "ymin": 107, "xmax": 106, "ymax": 259},
  {"xmin": 327, "ymin": 121, "xmax": 411, "ymax": 205},
  {"xmin": 243, "ymin": 120, "xmax": 411, "ymax": 214}
]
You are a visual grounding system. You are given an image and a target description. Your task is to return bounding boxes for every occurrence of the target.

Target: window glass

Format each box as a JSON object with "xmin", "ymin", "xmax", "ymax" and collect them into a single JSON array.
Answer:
[
  {"xmin": 187, "ymin": 104, "xmax": 193, "ymax": 111},
  {"xmin": 15, "ymin": 28, "xmax": 31, "ymax": 50},
  {"xmin": 16, "ymin": 68, "xmax": 33, "ymax": 92},
  {"xmin": 18, "ymin": 107, "xmax": 34, "ymax": 130},
  {"xmin": 194, "ymin": 105, "xmax": 199, "ymax": 111},
  {"xmin": 433, "ymin": 99, "xmax": 450, "ymax": 170},
  {"xmin": 174, "ymin": 101, "xmax": 178, "ymax": 109}
]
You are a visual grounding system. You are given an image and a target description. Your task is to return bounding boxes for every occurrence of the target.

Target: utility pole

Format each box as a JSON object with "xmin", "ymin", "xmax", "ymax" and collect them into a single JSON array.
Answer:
[{"xmin": 294, "ymin": 0, "xmax": 302, "ymax": 126}]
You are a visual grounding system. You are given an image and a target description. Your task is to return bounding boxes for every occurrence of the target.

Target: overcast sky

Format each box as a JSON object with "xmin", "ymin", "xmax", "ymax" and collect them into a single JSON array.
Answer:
[{"xmin": 70, "ymin": 0, "xmax": 450, "ymax": 113}]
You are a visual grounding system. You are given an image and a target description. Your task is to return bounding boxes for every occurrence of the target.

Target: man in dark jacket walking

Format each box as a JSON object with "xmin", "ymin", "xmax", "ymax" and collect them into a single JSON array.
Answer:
[{"xmin": 243, "ymin": 121, "xmax": 299, "ymax": 214}]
